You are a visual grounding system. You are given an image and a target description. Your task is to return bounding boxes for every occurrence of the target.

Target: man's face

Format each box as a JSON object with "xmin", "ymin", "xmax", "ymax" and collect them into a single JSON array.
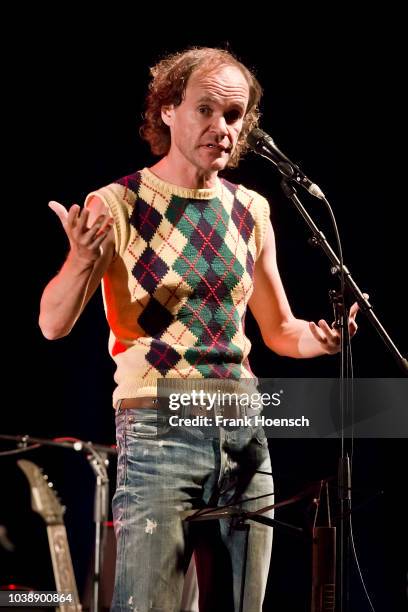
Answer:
[{"xmin": 162, "ymin": 65, "xmax": 250, "ymax": 174}]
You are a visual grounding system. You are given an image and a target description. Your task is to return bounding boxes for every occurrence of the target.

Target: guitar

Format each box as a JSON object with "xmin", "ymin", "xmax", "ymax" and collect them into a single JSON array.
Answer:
[{"xmin": 17, "ymin": 459, "xmax": 82, "ymax": 611}]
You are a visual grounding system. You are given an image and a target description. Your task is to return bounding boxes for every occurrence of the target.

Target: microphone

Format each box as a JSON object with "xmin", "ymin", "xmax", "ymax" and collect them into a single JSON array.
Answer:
[{"xmin": 247, "ymin": 128, "xmax": 325, "ymax": 200}]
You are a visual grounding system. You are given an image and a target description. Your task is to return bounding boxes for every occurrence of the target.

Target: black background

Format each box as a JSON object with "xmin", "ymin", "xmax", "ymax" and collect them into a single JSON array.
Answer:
[{"xmin": 1, "ymin": 12, "xmax": 407, "ymax": 611}]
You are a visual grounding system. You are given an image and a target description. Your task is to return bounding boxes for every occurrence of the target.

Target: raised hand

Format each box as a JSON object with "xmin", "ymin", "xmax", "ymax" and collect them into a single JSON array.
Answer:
[{"xmin": 48, "ymin": 200, "xmax": 113, "ymax": 266}]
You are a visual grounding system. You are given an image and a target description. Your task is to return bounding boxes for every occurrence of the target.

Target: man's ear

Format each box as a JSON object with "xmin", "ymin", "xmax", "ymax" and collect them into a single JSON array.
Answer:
[{"xmin": 161, "ymin": 105, "xmax": 175, "ymax": 127}]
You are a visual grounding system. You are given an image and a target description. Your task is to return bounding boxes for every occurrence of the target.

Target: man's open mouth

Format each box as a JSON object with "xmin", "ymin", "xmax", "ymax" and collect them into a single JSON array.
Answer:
[{"xmin": 204, "ymin": 144, "xmax": 229, "ymax": 152}]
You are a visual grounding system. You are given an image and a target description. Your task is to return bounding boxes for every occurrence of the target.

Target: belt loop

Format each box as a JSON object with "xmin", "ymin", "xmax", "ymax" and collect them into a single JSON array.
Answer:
[{"xmin": 116, "ymin": 399, "xmax": 123, "ymax": 412}]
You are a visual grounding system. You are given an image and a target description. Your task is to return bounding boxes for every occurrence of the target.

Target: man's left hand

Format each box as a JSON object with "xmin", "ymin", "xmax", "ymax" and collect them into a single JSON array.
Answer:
[{"xmin": 309, "ymin": 295, "xmax": 368, "ymax": 355}]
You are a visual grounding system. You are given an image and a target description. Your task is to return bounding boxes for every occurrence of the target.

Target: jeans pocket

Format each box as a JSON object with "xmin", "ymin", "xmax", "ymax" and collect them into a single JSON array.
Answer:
[{"xmin": 127, "ymin": 417, "xmax": 159, "ymax": 439}]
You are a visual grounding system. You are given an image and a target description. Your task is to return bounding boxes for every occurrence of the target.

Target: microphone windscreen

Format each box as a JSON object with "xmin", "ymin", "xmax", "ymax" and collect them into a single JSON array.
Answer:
[{"xmin": 247, "ymin": 128, "xmax": 266, "ymax": 151}]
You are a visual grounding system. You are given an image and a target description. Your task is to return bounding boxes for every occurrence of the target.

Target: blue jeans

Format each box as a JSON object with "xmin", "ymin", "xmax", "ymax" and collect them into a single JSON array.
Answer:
[{"xmin": 111, "ymin": 407, "xmax": 273, "ymax": 612}]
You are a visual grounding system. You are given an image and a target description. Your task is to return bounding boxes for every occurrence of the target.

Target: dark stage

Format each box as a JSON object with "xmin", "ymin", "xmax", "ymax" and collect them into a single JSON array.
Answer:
[{"xmin": 2, "ymin": 18, "xmax": 407, "ymax": 611}]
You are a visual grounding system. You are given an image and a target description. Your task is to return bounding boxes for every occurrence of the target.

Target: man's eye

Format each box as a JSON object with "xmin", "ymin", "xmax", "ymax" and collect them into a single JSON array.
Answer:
[
  {"xmin": 198, "ymin": 106, "xmax": 212, "ymax": 115},
  {"xmin": 225, "ymin": 110, "xmax": 242, "ymax": 123}
]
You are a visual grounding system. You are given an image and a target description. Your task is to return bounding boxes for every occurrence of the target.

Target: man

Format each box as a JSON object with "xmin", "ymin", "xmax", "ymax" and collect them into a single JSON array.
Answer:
[{"xmin": 39, "ymin": 47, "xmax": 360, "ymax": 611}]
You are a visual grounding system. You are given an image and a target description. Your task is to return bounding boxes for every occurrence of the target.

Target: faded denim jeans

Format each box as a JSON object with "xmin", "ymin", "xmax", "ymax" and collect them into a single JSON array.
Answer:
[{"xmin": 111, "ymin": 406, "xmax": 273, "ymax": 612}]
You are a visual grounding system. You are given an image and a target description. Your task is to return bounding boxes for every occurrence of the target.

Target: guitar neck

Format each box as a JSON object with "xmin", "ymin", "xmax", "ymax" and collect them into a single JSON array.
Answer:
[{"xmin": 46, "ymin": 525, "xmax": 82, "ymax": 612}]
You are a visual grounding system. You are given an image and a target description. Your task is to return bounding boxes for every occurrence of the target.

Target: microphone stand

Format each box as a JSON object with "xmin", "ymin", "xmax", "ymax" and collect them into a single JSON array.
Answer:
[
  {"xmin": 0, "ymin": 434, "xmax": 116, "ymax": 612},
  {"xmin": 275, "ymin": 176, "xmax": 407, "ymax": 612},
  {"xmin": 0, "ymin": 433, "xmax": 117, "ymax": 457},
  {"xmin": 85, "ymin": 450, "xmax": 110, "ymax": 612}
]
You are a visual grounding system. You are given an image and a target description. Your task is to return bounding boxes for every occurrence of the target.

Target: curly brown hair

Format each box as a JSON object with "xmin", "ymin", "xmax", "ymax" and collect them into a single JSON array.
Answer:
[{"xmin": 140, "ymin": 47, "xmax": 262, "ymax": 168}]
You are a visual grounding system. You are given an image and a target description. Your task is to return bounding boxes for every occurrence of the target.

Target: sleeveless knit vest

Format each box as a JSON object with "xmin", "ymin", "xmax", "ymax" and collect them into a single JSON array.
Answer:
[{"xmin": 85, "ymin": 168, "xmax": 270, "ymax": 405}]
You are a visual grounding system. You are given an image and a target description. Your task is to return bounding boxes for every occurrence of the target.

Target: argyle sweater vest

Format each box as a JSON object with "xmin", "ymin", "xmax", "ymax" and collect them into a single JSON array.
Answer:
[{"xmin": 85, "ymin": 168, "xmax": 270, "ymax": 405}]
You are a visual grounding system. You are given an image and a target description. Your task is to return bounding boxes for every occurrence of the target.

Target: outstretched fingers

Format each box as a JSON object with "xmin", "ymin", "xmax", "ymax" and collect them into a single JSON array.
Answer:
[
  {"xmin": 49, "ymin": 199, "xmax": 114, "ymax": 262},
  {"xmin": 310, "ymin": 320, "xmax": 341, "ymax": 352},
  {"xmin": 348, "ymin": 293, "xmax": 369, "ymax": 337},
  {"xmin": 83, "ymin": 215, "xmax": 114, "ymax": 247}
]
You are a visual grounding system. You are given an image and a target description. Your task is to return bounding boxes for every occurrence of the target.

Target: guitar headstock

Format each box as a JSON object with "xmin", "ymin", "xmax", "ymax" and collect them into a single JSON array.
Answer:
[{"xmin": 17, "ymin": 459, "xmax": 65, "ymax": 525}]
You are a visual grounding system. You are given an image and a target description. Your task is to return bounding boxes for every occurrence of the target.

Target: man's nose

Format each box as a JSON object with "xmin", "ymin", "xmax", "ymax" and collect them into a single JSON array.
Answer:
[{"xmin": 210, "ymin": 114, "xmax": 228, "ymax": 137}]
